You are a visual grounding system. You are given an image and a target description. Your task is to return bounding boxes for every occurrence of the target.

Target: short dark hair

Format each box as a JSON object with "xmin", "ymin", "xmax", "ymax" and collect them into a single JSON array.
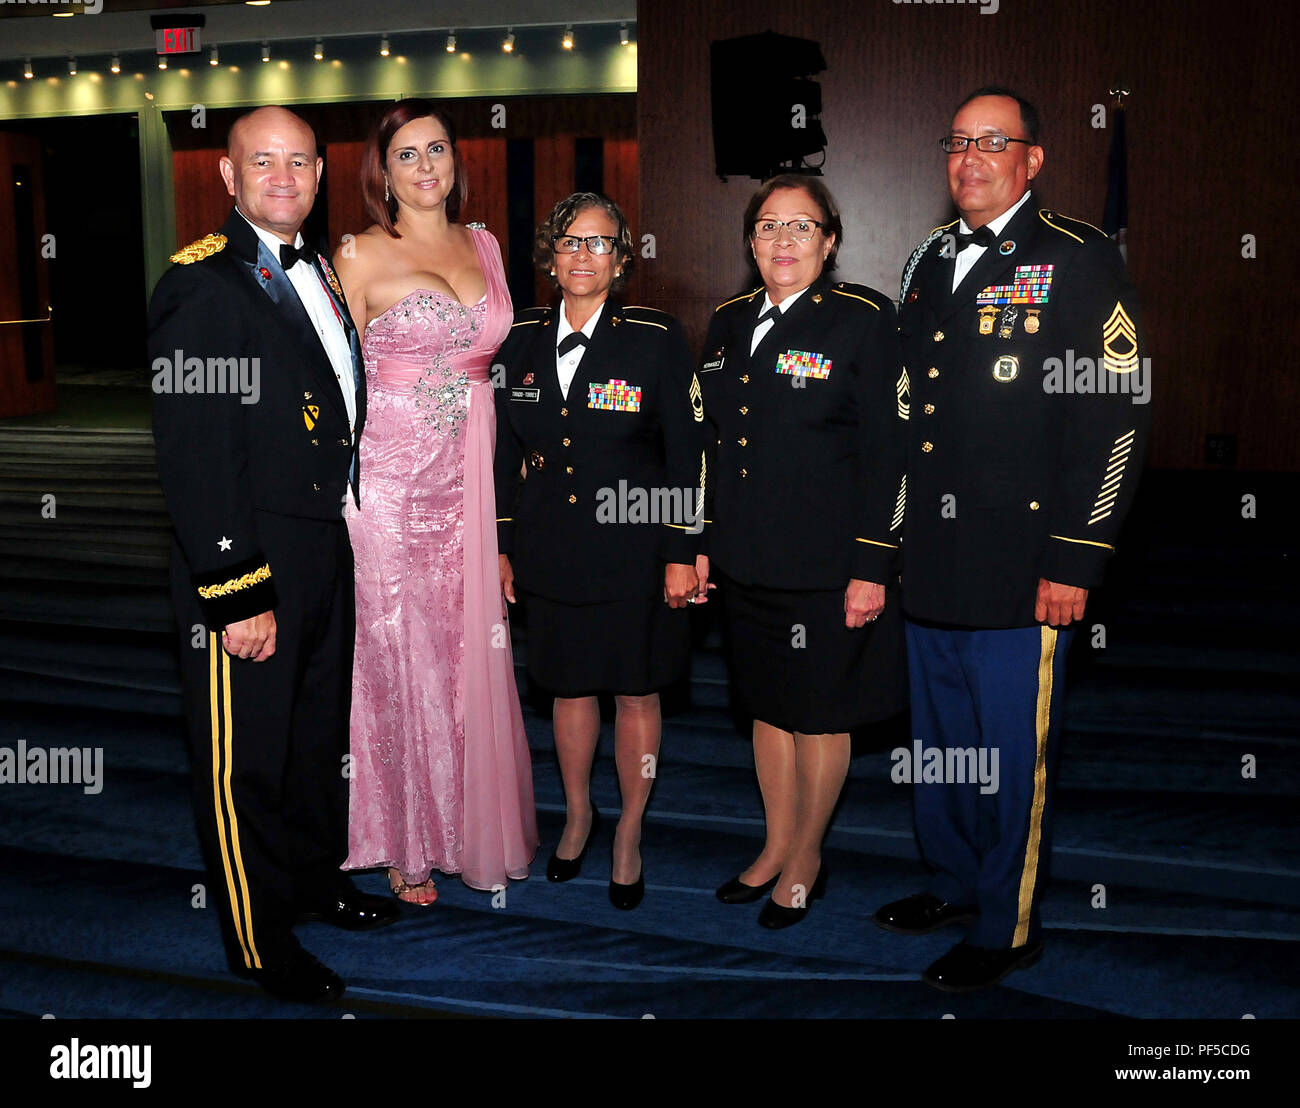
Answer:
[
  {"xmin": 741, "ymin": 173, "xmax": 843, "ymax": 273},
  {"xmin": 534, "ymin": 192, "xmax": 635, "ymax": 291},
  {"xmin": 363, "ymin": 98, "xmax": 468, "ymax": 238},
  {"xmin": 953, "ymin": 86, "xmax": 1041, "ymax": 145}
]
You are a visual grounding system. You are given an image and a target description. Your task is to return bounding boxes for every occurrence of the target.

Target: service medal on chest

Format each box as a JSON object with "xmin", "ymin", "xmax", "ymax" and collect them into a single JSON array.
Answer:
[{"xmin": 993, "ymin": 355, "xmax": 1019, "ymax": 382}]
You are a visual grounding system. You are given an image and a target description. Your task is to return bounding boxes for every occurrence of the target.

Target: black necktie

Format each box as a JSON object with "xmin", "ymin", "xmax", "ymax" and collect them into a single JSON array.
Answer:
[
  {"xmin": 557, "ymin": 332, "xmax": 587, "ymax": 358},
  {"xmin": 756, "ymin": 304, "xmax": 780, "ymax": 327},
  {"xmin": 953, "ymin": 226, "xmax": 996, "ymax": 252},
  {"xmin": 279, "ymin": 241, "xmax": 311, "ymax": 270}
]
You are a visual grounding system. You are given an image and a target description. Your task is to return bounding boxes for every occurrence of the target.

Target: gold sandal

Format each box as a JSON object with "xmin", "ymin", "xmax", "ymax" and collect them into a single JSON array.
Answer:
[{"xmin": 389, "ymin": 870, "xmax": 438, "ymax": 906}]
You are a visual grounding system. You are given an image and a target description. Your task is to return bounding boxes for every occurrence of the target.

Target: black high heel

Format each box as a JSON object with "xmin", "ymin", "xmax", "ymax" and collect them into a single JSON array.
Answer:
[
  {"xmin": 609, "ymin": 869, "xmax": 645, "ymax": 910},
  {"xmin": 716, "ymin": 873, "xmax": 779, "ymax": 904},
  {"xmin": 757, "ymin": 866, "xmax": 828, "ymax": 930},
  {"xmin": 546, "ymin": 807, "xmax": 601, "ymax": 882}
]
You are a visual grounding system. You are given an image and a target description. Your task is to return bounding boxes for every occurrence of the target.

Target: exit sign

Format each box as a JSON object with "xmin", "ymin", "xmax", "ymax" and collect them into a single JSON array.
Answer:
[{"xmin": 155, "ymin": 26, "xmax": 201, "ymax": 55}]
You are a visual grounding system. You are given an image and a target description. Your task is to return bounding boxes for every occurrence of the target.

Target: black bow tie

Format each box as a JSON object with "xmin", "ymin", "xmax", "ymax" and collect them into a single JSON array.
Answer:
[
  {"xmin": 279, "ymin": 242, "xmax": 311, "ymax": 270},
  {"xmin": 557, "ymin": 332, "xmax": 588, "ymax": 358},
  {"xmin": 755, "ymin": 304, "xmax": 780, "ymax": 328},
  {"xmin": 953, "ymin": 226, "xmax": 996, "ymax": 252}
]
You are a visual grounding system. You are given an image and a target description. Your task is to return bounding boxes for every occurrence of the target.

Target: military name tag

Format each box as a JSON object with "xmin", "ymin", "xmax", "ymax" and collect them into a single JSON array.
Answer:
[
  {"xmin": 589, "ymin": 379, "xmax": 642, "ymax": 411},
  {"xmin": 993, "ymin": 355, "xmax": 1020, "ymax": 382},
  {"xmin": 701, "ymin": 354, "xmax": 726, "ymax": 373},
  {"xmin": 510, "ymin": 387, "xmax": 540, "ymax": 403},
  {"xmin": 775, "ymin": 349, "xmax": 831, "ymax": 379}
]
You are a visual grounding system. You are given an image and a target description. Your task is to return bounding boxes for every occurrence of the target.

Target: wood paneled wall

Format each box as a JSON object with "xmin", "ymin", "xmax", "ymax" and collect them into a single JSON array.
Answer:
[
  {"xmin": 637, "ymin": 0, "xmax": 1298, "ymax": 470},
  {"xmin": 168, "ymin": 94, "xmax": 638, "ymax": 311}
]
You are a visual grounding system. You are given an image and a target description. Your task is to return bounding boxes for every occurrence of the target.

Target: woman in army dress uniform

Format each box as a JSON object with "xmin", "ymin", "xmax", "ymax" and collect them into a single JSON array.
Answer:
[
  {"xmin": 494, "ymin": 193, "xmax": 706, "ymax": 909},
  {"xmin": 700, "ymin": 174, "xmax": 907, "ymax": 928}
]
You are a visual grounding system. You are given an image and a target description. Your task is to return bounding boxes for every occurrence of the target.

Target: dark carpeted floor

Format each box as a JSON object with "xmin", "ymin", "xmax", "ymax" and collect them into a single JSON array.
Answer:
[{"xmin": 0, "ymin": 426, "xmax": 1297, "ymax": 1018}]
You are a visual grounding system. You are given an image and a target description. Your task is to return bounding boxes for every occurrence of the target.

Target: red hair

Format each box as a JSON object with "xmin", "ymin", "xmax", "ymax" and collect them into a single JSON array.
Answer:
[{"xmin": 361, "ymin": 98, "xmax": 468, "ymax": 238}]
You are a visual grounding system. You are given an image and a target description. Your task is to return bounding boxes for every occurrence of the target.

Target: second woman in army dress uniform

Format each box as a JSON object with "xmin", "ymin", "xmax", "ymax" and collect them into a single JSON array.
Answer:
[
  {"xmin": 700, "ymin": 174, "xmax": 907, "ymax": 927},
  {"xmin": 494, "ymin": 193, "xmax": 706, "ymax": 909}
]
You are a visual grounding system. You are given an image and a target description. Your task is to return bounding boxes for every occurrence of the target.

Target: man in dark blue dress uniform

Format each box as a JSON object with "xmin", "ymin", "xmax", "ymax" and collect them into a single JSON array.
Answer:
[{"xmin": 874, "ymin": 88, "xmax": 1150, "ymax": 991}]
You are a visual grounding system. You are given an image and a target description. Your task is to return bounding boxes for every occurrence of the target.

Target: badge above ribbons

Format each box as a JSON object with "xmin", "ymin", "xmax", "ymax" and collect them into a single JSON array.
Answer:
[{"xmin": 775, "ymin": 349, "xmax": 832, "ymax": 379}]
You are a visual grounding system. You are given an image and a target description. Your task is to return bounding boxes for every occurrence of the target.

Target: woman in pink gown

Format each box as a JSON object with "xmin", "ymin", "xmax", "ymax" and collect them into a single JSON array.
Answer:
[{"xmin": 334, "ymin": 99, "xmax": 537, "ymax": 901}]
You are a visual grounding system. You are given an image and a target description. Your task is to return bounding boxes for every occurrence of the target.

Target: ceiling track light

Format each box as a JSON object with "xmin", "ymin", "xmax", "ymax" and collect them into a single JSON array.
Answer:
[
  {"xmin": 620, "ymin": 25, "xmax": 630, "ymax": 46},
  {"xmin": 67, "ymin": 57, "xmax": 77, "ymax": 76},
  {"xmin": 110, "ymin": 54, "xmax": 121, "ymax": 73},
  {"xmin": 562, "ymin": 26, "xmax": 574, "ymax": 50},
  {"xmin": 314, "ymin": 39, "xmax": 324, "ymax": 61},
  {"xmin": 24, "ymin": 57, "xmax": 33, "ymax": 79},
  {"xmin": 380, "ymin": 35, "xmax": 390, "ymax": 57},
  {"xmin": 261, "ymin": 41, "xmax": 271, "ymax": 63},
  {"xmin": 503, "ymin": 29, "xmax": 515, "ymax": 53},
  {"xmin": 209, "ymin": 45, "xmax": 219, "ymax": 66},
  {"xmin": 446, "ymin": 31, "xmax": 456, "ymax": 53}
]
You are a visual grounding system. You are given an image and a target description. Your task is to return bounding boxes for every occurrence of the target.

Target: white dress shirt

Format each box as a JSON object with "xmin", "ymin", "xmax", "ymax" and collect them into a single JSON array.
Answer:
[
  {"xmin": 555, "ymin": 300, "xmax": 605, "ymax": 400},
  {"xmin": 239, "ymin": 210, "xmax": 357, "ymax": 435},
  {"xmin": 749, "ymin": 284, "xmax": 809, "ymax": 354},
  {"xmin": 951, "ymin": 189, "xmax": 1034, "ymax": 292}
]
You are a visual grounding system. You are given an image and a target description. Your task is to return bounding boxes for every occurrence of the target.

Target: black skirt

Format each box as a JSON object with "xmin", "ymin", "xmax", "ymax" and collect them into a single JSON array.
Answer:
[
  {"xmin": 716, "ymin": 570, "xmax": 905, "ymax": 734},
  {"xmin": 522, "ymin": 589, "xmax": 691, "ymax": 697}
]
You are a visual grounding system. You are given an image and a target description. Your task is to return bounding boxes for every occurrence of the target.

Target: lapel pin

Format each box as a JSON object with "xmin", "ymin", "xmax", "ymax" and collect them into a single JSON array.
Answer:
[
  {"xmin": 522, "ymin": 372, "xmax": 534, "ymax": 385},
  {"xmin": 258, "ymin": 267, "xmax": 271, "ymax": 280},
  {"xmin": 999, "ymin": 240, "xmax": 1016, "ymax": 255}
]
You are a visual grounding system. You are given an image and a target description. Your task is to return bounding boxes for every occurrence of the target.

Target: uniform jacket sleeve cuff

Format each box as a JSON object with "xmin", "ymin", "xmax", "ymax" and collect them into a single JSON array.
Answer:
[
  {"xmin": 661, "ymin": 525, "xmax": 702, "ymax": 565},
  {"xmin": 192, "ymin": 554, "xmax": 278, "ymax": 628},
  {"xmin": 497, "ymin": 519, "xmax": 514, "ymax": 557},
  {"xmin": 1039, "ymin": 535, "xmax": 1112, "ymax": 589},
  {"xmin": 850, "ymin": 540, "xmax": 897, "ymax": 584}
]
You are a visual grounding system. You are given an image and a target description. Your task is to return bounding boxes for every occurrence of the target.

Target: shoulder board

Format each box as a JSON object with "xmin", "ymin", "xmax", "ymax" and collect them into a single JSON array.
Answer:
[
  {"xmin": 714, "ymin": 287, "xmax": 763, "ymax": 312},
  {"xmin": 511, "ymin": 307, "xmax": 552, "ymax": 328},
  {"xmin": 928, "ymin": 218, "xmax": 960, "ymax": 238},
  {"xmin": 620, "ymin": 306, "xmax": 672, "ymax": 330},
  {"xmin": 1038, "ymin": 209, "xmax": 1107, "ymax": 244},
  {"xmin": 170, "ymin": 232, "xmax": 228, "ymax": 265},
  {"xmin": 830, "ymin": 283, "xmax": 882, "ymax": 310}
]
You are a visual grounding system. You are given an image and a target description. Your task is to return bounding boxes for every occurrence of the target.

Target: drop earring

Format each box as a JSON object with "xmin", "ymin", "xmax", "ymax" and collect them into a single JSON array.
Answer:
[{"xmin": 384, "ymin": 179, "xmax": 390, "ymax": 202}]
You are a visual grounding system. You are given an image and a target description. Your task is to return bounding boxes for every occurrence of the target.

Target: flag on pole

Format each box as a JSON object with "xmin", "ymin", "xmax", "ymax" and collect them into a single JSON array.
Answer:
[{"xmin": 1102, "ymin": 93, "xmax": 1128, "ymax": 262}]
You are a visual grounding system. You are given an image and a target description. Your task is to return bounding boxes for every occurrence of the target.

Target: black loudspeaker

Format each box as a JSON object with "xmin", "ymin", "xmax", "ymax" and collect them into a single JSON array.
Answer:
[{"xmin": 710, "ymin": 31, "xmax": 828, "ymax": 180}]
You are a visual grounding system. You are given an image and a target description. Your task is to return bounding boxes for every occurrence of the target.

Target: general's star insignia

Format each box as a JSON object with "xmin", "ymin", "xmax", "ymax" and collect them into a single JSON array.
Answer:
[{"xmin": 218, "ymin": 536, "xmax": 233, "ymax": 551}]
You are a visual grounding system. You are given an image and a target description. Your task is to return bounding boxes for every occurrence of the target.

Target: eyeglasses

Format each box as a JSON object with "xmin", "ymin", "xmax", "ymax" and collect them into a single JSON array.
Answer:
[
  {"xmin": 553, "ymin": 235, "xmax": 617, "ymax": 255},
  {"xmin": 752, "ymin": 219, "xmax": 824, "ymax": 242},
  {"xmin": 940, "ymin": 135, "xmax": 1033, "ymax": 154}
]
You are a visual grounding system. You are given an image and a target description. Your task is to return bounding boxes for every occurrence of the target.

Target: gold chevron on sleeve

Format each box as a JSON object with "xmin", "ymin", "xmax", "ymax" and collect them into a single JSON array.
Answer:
[
  {"xmin": 890, "ymin": 474, "xmax": 907, "ymax": 532},
  {"xmin": 1088, "ymin": 429, "xmax": 1135, "ymax": 525},
  {"xmin": 689, "ymin": 374, "xmax": 704, "ymax": 423},
  {"xmin": 1102, "ymin": 302, "xmax": 1139, "ymax": 374},
  {"xmin": 896, "ymin": 368, "xmax": 910, "ymax": 420}
]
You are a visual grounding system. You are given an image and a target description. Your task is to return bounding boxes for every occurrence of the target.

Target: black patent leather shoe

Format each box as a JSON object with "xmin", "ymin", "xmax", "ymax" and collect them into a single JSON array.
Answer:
[
  {"xmin": 547, "ymin": 807, "xmax": 601, "ymax": 882},
  {"xmin": 609, "ymin": 870, "xmax": 645, "ymax": 910},
  {"xmin": 716, "ymin": 872, "xmax": 779, "ymax": 904},
  {"xmin": 234, "ymin": 944, "xmax": 345, "ymax": 1004},
  {"xmin": 922, "ymin": 940, "xmax": 1044, "ymax": 993},
  {"xmin": 873, "ymin": 892, "xmax": 977, "ymax": 934},
  {"xmin": 757, "ymin": 866, "xmax": 828, "ymax": 930},
  {"xmin": 297, "ymin": 890, "xmax": 401, "ymax": 931}
]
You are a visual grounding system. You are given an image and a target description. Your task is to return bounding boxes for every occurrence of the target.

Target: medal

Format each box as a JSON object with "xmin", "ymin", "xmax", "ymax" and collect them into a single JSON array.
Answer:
[
  {"xmin": 999, "ymin": 239, "xmax": 1016, "ymax": 256},
  {"xmin": 978, "ymin": 306, "xmax": 998, "ymax": 336},
  {"xmin": 992, "ymin": 355, "xmax": 1019, "ymax": 382},
  {"xmin": 998, "ymin": 304, "xmax": 1019, "ymax": 339},
  {"xmin": 522, "ymin": 372, "xmax": 534, "ymax": 385},
  {"xmin": 1024, "ymin": 310, "xmax": 1041, "ymax": 335}
]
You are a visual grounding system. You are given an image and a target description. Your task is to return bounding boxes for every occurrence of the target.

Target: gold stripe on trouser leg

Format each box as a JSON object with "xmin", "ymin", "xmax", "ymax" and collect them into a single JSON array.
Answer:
[
  {"xmin": 221, "ymin": 646, "xmax": 261, "ymax": 969},
  {"xmin": 209, "ymin": 633, "xmax": 251, "ymax": 968},
  {"xmin": 1013, "ymin": 625, "xmax": 1057, "ymax": 948}
]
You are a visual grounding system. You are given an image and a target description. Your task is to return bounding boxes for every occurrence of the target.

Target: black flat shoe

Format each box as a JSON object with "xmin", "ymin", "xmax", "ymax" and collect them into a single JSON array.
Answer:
[
  {"xmin": 546, "ymin": 807, "xmax": 601, "ymax": 882},
  {"xmin": 234, "ymin": 943, "xmax": 344, "ymax": 1004},
  {"xmin": 609, "ymin": 870, "xmax": 645, "ymax": 910},
  {"xmin": 922, "ymin": 940, "xmax": 1044, "ymax": 993},
  {"xmin": 716, "ymin": 873, "xmax": 779, "ymax": 904},
  {"xmin": 872, "ymin": 892, "xmax": 977, "ymax": 934},
  {"xmin": 757, "ymin": 866, "xmax": 828, "ymax": 929},
  {"xmin": 297, "ymin": 890, "xmax": 401, "ymax": 931}
]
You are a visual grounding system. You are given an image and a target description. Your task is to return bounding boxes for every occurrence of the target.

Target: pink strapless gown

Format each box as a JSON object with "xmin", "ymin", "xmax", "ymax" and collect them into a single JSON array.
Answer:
[{"xmin": 343, "ymin": 227, "xmax": 537, "ymax": 890}]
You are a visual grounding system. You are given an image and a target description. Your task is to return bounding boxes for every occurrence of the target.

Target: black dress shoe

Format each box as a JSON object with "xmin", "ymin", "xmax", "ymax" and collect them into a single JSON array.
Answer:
[
  {"xmin": 234, "ymin": 944, "xmax": 344, "ymax": 1004},
  {"xmin": 716, "ymin": 873, "xmax": 779, "ymax": 904},
  {"xmin": 297, "ymin": 890, "xmax": 401, "ymax": 931},
  {"xmin": 873, "ymin": 892, "xmax": 977, "ymax": 934},
  {"xmin": 609, "ymin": 870, "xmax": 645, "ymax": 910},
  {"xmin": 546, "ymin": 807, "xmax": 601, "ymax": 882},
  {"xmin": 757, "ymin": 866, "xmax": 828, "ymax": 930},
  {"xmin": 922, "ymin": 940, "xmax": 1044, "ymax": 993}
]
